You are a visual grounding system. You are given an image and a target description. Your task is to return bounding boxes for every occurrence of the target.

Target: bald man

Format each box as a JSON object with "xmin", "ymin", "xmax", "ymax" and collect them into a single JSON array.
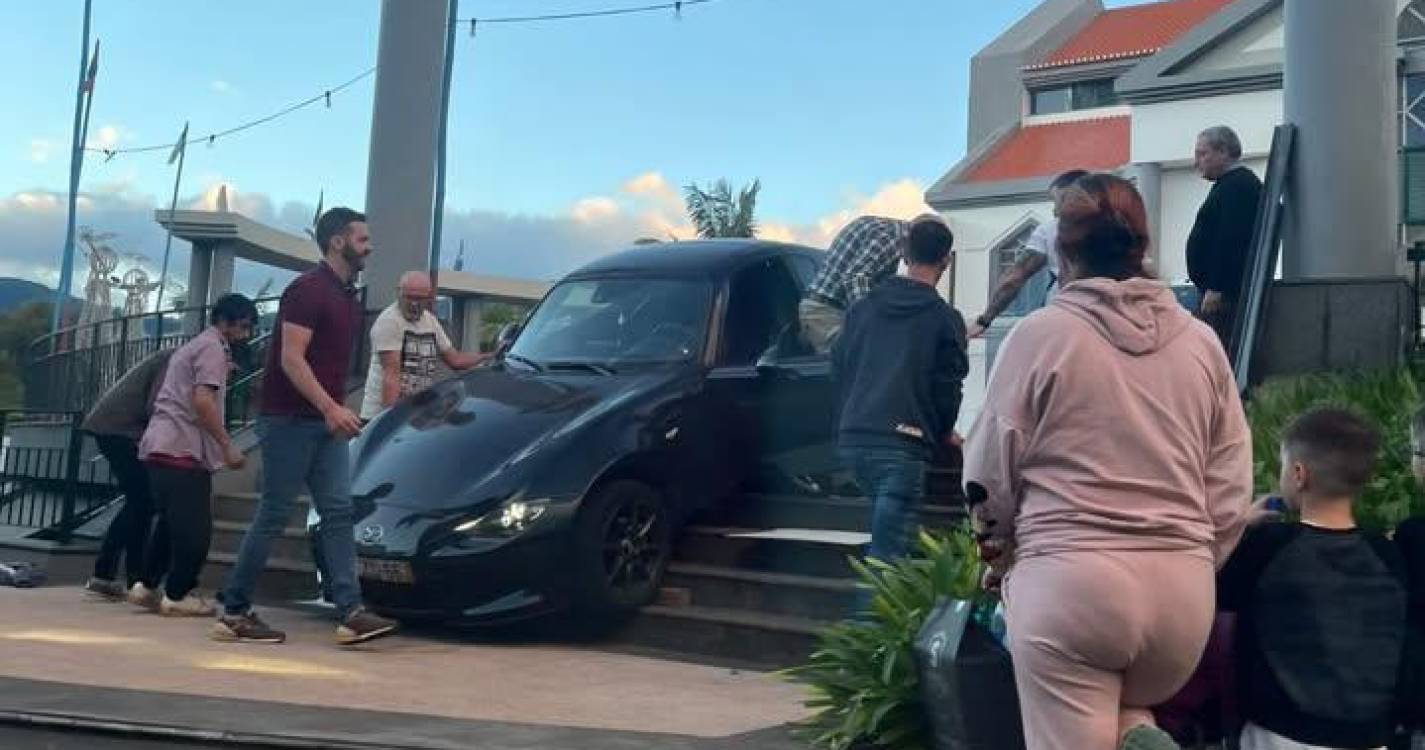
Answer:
[{"xmin": 359, "ymin": 272, "xmax": 490, "ymax": 419}]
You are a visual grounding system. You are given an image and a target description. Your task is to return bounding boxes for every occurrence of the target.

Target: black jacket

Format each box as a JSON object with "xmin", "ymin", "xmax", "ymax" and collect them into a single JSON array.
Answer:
[
  {"xmin": 1186, "ymin": 165, "xmax": 1263, "ymax": 299},
  {"xmin": 832, "ymin": 276, "xmax": 968, "ymax": 456}
]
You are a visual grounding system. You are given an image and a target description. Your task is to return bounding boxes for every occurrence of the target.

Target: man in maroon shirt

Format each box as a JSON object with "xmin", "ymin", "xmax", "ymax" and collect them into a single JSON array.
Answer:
[{"xmin": 215, "ymin": 207, "xmax": 397, "ymax": 645}]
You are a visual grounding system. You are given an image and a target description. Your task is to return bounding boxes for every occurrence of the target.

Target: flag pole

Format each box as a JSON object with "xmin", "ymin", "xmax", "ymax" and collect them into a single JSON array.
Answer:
[
  {"xmin": 154, "ymin": 122, "xmax": 189, "ymax": 337},
  {"xmin": 429, "ymin": 0, "xmax": 458, "ymax": 290},
  {"xmin": 51, "ymin": 0, "xmax": 94, "ymax": 341}
]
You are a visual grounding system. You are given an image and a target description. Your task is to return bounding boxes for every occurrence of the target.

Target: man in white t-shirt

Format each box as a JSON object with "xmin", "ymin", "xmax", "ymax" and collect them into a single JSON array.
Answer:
[
  {"xmin": 967, "ymin": 169, "xmax": 1087, "ymax": 338},
  {"xmin": 359, "ymin": 271, "xmax": 490, "ymax": 419}
]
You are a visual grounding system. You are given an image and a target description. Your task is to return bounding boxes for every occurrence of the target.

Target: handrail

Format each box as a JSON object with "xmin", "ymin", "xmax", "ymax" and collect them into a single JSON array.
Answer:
[{"xmin": 28, "ymin": 295, "xmax": 282, "ymax": 362}]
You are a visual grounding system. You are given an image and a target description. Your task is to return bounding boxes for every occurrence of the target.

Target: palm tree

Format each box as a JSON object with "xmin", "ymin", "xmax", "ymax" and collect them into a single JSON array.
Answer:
[{"xmin": 683, "ymin": 178, "xmax": 761, "ymax": 239}]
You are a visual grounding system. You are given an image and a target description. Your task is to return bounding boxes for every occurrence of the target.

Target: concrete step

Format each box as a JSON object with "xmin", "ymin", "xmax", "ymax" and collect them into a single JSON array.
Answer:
[
  {"xmin": 704, "ymin": 493, "xmax": 965, "ymax": 533},
  {"xmin": 210, "ymin": 519, "xmax": 312, "ymax": 562},
  {"xmin": 198, "ymin": 550, "xmax": 318, "ymax": 603},
  {"xmin": 664, "ymin": 562, "xmax": 858, "ymax": 621},
  {"xmin": 675, "ymin": 525, "xmax": 867, "ymax": 579},
  {"xmin": 615, "ymin": 603, "xmax": 828, "ymax": 670},
  {"xmin": 212, "ymin": 491, "xmax": 312, "ymax": 527}
]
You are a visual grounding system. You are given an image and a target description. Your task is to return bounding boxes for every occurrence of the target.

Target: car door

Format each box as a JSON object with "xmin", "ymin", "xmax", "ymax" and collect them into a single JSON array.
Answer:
[{"xmin": 704, "ymin": 254, "xmax": 841, "ymax": 498}]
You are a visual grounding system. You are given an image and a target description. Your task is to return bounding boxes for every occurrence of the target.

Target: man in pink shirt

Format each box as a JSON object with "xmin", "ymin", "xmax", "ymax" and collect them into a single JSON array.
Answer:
[{"xmin": 131, "ymin": 294, "xmax": 256, "ymax": 616}]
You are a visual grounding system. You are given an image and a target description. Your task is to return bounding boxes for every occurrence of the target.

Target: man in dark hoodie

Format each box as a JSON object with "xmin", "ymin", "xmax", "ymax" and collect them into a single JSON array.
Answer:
[{"xmin": 833, "ymin": 217, "xmax": 966, "ymax": 565}]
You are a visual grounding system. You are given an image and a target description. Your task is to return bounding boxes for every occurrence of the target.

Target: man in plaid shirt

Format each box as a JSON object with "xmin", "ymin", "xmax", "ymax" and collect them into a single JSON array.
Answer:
[{"xmin": 800, "ymin": 214, "xmax": 947, "ymax": 351}]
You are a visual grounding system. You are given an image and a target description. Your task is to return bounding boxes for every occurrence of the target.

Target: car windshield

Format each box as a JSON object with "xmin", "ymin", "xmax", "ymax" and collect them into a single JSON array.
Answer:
[{"xmin": 507, "ymin": 277, "xmax": 712, "ymax": 368}]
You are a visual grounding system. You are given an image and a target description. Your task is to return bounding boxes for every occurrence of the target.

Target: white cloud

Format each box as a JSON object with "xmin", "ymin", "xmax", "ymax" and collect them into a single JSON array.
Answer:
[
  {"xmin": 86, "ymin": 124, "xmax": 125, "ymax": 152},
  {"xmin": 210, "ymin": 80, "xmax": 233, "ymax": 94},
  {"xmin": 571, "ymin": 196, "xmax": 620, "ymax": 224},
  {"xmin": 28, "ymin": 139, "xmax": 58, "ymax": 164},
  {"xmin": 0, "ymin": 173, "xmax": 935, "ymax": 306}
]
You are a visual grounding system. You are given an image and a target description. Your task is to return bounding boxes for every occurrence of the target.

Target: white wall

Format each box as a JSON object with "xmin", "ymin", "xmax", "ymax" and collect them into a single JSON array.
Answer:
[
  {"xmin": 1191, "ymin": 4, "xmax": 1284, "ymax": 72},
  {"xmin": 940, "ymin": 200, "xmax": 1053, "ymax": 316},
  {"xmin": 1153, "ymin": 157, "xmax": 1268, "ymax": 287},
  {"xmin": 1131, "ymin": 90, "xmax": 1283, "ymax": 165}
]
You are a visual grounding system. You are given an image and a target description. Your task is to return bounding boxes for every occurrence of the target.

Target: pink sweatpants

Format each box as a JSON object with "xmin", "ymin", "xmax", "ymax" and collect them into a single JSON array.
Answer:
[{"xmin": 1003, "ymin": 549, "xmax": 1215, "ymax": 750}]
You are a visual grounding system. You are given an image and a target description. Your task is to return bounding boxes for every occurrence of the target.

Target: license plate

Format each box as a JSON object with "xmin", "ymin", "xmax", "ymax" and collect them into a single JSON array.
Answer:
[{"xmin": 358, "ymin": 558, "xmax": 414, "ymax": 584}]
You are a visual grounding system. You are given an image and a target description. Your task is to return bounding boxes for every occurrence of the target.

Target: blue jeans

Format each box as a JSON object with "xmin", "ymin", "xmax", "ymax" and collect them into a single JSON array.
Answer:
[
  {"xmin": 841, "ymin": 446, "xmax": 925, "ymax": 563},
  {"xmin": 221, "ymin": 416, "xmax": 362, "ymax": 620}
]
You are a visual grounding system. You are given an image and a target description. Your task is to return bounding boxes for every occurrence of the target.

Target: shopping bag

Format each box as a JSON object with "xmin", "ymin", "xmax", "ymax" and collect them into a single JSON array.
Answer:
[{"xmin": 914, "ymin": 597, "xmax": 1025, "ymax": 750}]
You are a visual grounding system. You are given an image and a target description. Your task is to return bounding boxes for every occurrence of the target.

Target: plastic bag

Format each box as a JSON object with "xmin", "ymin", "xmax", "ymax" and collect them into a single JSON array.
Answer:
[
  {"xmin": 914, "ymin": 597, "xmax": 1025, "ymax": 750},
  {"xmin": 0, "ymin": 561, "xmax": 47, "ymax": 588}
]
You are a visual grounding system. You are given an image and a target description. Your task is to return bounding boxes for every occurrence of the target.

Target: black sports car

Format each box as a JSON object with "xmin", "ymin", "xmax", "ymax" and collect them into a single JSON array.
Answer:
[{"xmin": 350, "ymin": 240, "xmax": 855, "ymax": 624}]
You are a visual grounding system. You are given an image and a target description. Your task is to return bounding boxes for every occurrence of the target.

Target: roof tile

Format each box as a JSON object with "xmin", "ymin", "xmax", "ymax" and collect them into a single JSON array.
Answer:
[
  {"xmin": 1029, "ymin": 0, "xmax": 1235, "ymax": 70},
  {"xmin": 963, "ymin": 116, "xmax": 1131, "ymax": 183}
]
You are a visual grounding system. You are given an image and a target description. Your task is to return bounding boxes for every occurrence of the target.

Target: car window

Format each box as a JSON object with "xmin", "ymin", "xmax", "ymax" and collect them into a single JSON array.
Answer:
[
  {"xmin": 509, "ymin": 278, "xmax": 712, "ymax": 366},
  {"xmin": 786, "ymin": 254, "xmax": 821, "ymax": 291},
  {"xmin": 720, "ymin": 258, "xmax": 801, "ymax": 367}
]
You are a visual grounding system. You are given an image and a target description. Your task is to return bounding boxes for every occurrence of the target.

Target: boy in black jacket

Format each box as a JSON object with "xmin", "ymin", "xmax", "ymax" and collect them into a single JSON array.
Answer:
[
  {"xmin": 832, "ymin": 217, "xmax": 966, "ymax": 567},
  {"xmin": 1219, "ymin": 408, "xmax": 1408, "ymax": 750}
]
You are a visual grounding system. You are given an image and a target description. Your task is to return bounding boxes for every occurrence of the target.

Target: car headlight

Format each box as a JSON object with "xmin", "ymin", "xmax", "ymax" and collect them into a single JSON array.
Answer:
[{"xmin": 454, "ymin": 499, "xmax": 550, "ymax": 536}]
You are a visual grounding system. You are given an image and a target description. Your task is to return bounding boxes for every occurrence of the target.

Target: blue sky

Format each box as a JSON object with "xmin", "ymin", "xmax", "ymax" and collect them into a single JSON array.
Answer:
[{"xmin": 0, "ymin": 0, "xmax": 1148, "ymax": 293}]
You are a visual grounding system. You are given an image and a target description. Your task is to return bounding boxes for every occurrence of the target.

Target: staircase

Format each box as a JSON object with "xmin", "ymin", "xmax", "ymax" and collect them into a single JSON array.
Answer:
[
  {"xmin": 200, "ymin": 467, "xmax": 965, "ymax": 670},
  {"xmin": 614, "ymin": 467, "xmax": 965, "ymax": 669}
]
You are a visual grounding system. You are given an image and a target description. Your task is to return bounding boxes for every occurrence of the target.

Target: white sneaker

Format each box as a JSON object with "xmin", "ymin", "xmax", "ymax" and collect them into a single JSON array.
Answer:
[
  {"xmin": 127, "ymin": 582, "xmax": 161, "ymax": 612},
  {"xmin": 160, "ymin": 594, "xmax": 215, "ymax": 617}
]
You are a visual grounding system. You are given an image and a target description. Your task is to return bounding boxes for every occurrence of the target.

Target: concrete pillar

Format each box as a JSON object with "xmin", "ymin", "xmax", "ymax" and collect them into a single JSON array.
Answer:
[
  {"xmin": 208, "ymin": 241, "xmax": 235, "ymax": 304},
  {"xmin": 185, "ymin": 242, "xmax": 214, "ymax": 333},
  {"xmin": 1283, "ymin": 0, "xmax": 1398, "ymax": 279},
  {"xmin": 364, "ymin": 0, "xmax": 449, "ymax": 311},
  {"xmin": 1124, "ymin": 162, "xmax": 1163, "ymax": 274}
]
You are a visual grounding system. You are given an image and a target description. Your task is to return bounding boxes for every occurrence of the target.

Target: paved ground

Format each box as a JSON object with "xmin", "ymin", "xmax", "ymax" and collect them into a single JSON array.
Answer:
[{"xmin": 0, "ymin": 587, "xmax": 810, "ymax": 749}]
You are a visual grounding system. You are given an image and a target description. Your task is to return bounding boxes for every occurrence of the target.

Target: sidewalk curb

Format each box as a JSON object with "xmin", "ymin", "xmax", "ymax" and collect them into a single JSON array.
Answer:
[{"xmin": 0, "ymin": 708, "xmax": 438, "ymax": 750}]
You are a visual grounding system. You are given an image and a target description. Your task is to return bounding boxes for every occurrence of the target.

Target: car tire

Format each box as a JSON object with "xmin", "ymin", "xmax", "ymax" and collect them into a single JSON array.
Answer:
[{"xmin": 571, "ymin": 479, "xmax": 671, "ymax": 620}]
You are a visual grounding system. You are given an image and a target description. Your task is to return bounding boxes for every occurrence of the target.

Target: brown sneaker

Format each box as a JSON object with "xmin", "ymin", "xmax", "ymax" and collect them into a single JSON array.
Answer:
[
  {"xmin": 336, "ymin": 608, "xmax": 398, "ymax": 645},
  {"xmin": 83, "ymin": 577, "xmax": 126, "ymax": 602},
  {"xmin": 211, "ymin": 611, "xmax": 286, "ymax": 644}
]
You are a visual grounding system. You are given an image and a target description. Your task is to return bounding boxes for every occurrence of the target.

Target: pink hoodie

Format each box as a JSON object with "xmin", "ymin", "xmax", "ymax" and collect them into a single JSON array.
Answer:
[{"xmin": 963, "ymin": 277, "xmax": 1251, "ymax": 567}]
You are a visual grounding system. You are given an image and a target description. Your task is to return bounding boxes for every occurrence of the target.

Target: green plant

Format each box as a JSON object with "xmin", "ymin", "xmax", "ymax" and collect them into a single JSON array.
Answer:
[
  {"xmin": 683, "ymin": 178, "xmax": 760, "ymax": 239},
  {"xmin": 784, "ymin": 527, "xmax": 985, "ymax": 750},
  {"xmin": 1245, "ymin": 369, "xmax": 1425, "ymax": 530}
]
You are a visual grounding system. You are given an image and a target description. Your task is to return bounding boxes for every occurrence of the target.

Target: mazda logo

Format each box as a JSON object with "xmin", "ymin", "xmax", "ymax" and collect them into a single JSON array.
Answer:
[{"xmin": 358, "ymin": 525, "xmax": 385, "ymax": 544}]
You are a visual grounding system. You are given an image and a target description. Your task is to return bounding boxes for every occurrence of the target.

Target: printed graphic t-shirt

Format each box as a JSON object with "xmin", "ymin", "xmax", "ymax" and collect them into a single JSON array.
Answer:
[{"xmin": 360, "ymin": 304, "xmax": 453, "ymax": 418}]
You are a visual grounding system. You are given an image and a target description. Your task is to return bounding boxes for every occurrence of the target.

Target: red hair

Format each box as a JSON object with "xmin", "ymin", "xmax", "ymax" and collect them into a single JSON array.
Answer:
[{"xmin": 1056, "ymin": 173, "xmax": 1153, "ymax": 281}]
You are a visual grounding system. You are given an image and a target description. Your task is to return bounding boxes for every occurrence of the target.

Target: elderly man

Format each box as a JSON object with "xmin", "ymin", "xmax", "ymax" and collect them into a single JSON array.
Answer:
[
  {"xmin": 1187, "ymin": 125, "xmax": 1263, "ymax": 346},
  {"xmin": 360, "ymin": 271, "xmax": 491, "ymax": 419},
  {"xmin": 800, "ymin": 214, "xmax": 952, "ymax": 352}
]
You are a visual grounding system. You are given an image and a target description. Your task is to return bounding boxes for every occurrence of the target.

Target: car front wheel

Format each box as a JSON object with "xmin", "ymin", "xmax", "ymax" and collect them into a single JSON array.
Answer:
[{"xmin": 571, "ymin": 479, "xmax": 671, "ymax": 619}]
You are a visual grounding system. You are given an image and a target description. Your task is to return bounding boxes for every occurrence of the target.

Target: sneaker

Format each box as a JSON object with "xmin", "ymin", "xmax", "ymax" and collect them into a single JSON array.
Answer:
[
  {"xmin": 211, "ymin": 611, "xmax": 286, "ymax": 644},
  {"xmin": 336, "ymin": 608, "xmax": 398, "ymax": 645},
  {"xmin": 83, "ymin": 577, "xmax": 126, "ymax": 602},
  {"xmin": 1119, "ymin": 725, "xmax": 1181, "ymax": 750},
  {"xmin": 127, "ymin": 582, "xmax": 161, "ymax": 612},
  {"xmin": 160, "ymin": 593, "xmax": 215, "ymax": 617}
]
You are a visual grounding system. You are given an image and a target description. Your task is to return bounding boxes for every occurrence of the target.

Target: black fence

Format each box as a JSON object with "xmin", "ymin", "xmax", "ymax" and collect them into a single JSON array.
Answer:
[
  {"xmin": 0, "ymin": 411, "xmax": 117, "ymax": 542},
  {"xmin": 24, "ymin": 297, "xmax": 280, "ymax": 416}
]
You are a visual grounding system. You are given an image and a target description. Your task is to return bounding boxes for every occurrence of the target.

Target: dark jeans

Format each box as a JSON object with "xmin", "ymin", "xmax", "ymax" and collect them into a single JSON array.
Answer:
[
  {"xmin": 143, "ymin": 463, "xmax": 213, "ymax": 601},
  {"xmin": 220, "ymin": 416, "xmax": 362, "ymax": 620},
  {"xmin": 92, "ymin": 435, "xmax": 168, "ymax": 587},
  {"xmin": 841, "ymin": 445, "xmax": 926, "ymax": 563}
]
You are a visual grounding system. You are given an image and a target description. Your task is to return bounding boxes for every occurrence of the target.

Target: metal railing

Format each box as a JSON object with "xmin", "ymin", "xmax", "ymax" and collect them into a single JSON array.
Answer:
[
  {"xmin": 0, "ymin": 411, "xmax": 117, "ymax": 542},
  {"xmin": 23, "ymin": 297, "xmax": 280, "ymax": 416}
]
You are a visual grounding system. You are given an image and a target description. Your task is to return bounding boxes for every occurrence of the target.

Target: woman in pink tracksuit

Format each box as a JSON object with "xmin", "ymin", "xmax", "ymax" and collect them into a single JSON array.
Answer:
[{"xmin": 963, "ymin": 174, "xmax": 1252, "ymax": 750}]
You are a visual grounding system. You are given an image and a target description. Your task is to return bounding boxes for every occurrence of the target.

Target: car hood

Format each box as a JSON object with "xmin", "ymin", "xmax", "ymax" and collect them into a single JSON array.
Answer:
[{"xmin": 350, "ymin": 364, "xmax": 677, "ymax": 513}]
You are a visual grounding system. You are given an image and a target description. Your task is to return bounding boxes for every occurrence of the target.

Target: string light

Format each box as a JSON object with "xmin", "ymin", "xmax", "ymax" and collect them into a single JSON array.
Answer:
[
  {"xmin": 84, "ymin": 67, "xmax": 376, "ymax": 159},
  {"xmin": 85, "ymin": 0, "xmax": 724, "ymax": 162},
  {"xmin": 456, "ymin": 0, "xmax": 715, "ymax": 26}
]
